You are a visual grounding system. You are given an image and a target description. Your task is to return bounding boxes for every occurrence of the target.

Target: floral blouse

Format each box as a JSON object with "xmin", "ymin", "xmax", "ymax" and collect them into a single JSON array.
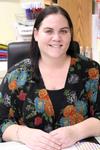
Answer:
[{"xmin": 0, "ymin": 55, "xmax": 100, "ymax": 142}]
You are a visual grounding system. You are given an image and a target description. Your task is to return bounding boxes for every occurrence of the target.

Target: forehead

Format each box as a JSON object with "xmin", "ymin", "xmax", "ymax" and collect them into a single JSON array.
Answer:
[{"xmin": 40, "ymin": 14, "xmax": 69, "ymax": 28}]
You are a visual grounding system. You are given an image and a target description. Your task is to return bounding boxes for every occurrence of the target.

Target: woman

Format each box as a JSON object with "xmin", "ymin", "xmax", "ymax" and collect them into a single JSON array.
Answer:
[{"xmin": 0, "ymin": 5, "xmax": 100, "ymax": 150}]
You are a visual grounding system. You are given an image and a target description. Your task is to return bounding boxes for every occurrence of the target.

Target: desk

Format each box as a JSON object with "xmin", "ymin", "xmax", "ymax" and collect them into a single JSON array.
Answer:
[{"xmin": 0, "ymin": 137, "xmax": 100, "ymax": 150}]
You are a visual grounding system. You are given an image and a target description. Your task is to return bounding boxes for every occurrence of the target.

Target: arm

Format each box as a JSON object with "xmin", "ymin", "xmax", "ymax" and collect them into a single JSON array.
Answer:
[
  {"xmin": 2, "ymin": 124, "xmax": 61, "ymax": 150},
  {"xmin": 74, "ymin": 117, "xmax": 100, "ymax": 139},
  {"xmin": 50, "ymin": 117, "xmax": 100, "ymax": 149}
]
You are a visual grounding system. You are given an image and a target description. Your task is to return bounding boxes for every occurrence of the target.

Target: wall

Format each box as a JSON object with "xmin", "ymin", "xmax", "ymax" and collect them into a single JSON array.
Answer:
[{"xmin": 0, "ymin": 0, "xmax": 23, "ymax": 44}]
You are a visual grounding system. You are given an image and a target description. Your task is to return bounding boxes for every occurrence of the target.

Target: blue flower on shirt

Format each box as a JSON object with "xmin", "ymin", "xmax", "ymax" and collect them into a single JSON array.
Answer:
[
  {"xmin": 34, "ymin": 97, "xmax": 45, "ymax": 113},
  {"xmin": 75, "ymin": 100, "xmax": 88, "ymax": 116},
  {"xmin": 7, "ymin": 70, "xmax": 19, "ymax": 82},
  {"xmin": 17, "ymin": 70, "xmax": 27, "ymax": 87},
  {"xmin": 59, "ymin": 117, "xmax": 70, "ymax": 126},
  {"xmin": 85, "ymin": 79, "xmax": 98, "ymax": 102}
]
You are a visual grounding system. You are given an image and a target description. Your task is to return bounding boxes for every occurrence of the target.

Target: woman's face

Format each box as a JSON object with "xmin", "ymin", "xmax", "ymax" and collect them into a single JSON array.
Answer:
[{"xmin": 34, "ymin": 14, "xmax": 71, "ymax": 59}]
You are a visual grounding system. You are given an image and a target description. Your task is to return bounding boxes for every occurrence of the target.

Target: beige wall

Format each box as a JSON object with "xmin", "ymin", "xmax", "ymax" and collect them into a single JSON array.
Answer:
[{"xmin": 0, "ymin": 0, "xmax": 23, "ymax": 44}]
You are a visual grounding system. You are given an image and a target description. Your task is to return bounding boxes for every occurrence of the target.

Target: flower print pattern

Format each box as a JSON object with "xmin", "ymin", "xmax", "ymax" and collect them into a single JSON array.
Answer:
[
  {"xmin": 9, "ymin": 108, "xmax": 15, "ymax": 118},
  {"xmin": 63, "ymin": 105, "xmax": 76, "ymax": 117},
  {"xmin": 7, "ymin": 70, "xmax": 19, "ymax": 83},
  {"xmin": 61, "ymin": 105, "xmax": 84, "ymax": 126},
  {"xmin": 0, "ymin": 56, "xmax": 100, "ymax": 142},
  {"xmin": 70, "ymin": 57, "xmax": 81, "ymax": 70},
  {"xmin": 39, "ymin": 89, "xmax": 48, "ymax": 100},
  {"xmin": 3, "ymin": 93, "xmax": 11, "ymax": 106},
  {"xmin": 68, "ymin": 74, "xmax": 79, "ymax": 84},
  {"xmin": 85, "ymin": 79, "xmax": 98, "ymax": 103},
  {"xmin": 70, "ymin": 58, "xmax": 78, "ymax": 66},
  {"xmin": 88, "ymin": 68, "xmax": 99, "ymax": 80},
  {"xmin": 90, "ymin": 105, "xmax": 94, "ymax": 116},
  {"xmin": 7, "ymin": 69, "xmax": 28, "ymax": 91},
  {"xmin": 34, "ymin": 97, "xmax": 44, "ymax": 113},
  {"xmin": 17, "ymin": 90, "xmax": 27, "ymax": 101},
  {"xmin": 44, "ymin": 124, "xmax": 53, "ymax": 132},
  {"xmin": 59, "ymin": 117, "xmax": 70, "ymax": 126},
  {"xmin": 8, "ymin": 80, "xmax": 17, "ymax": 91},
  {"xmin": 0, "ymin": 93, "xmax": 3, "ymax": 104},
  {"xmin": 17, "ymin": 70, "xmax": 28, "ymax": 87},
  {"xmin": 70, "ymin": 112, "xmax": 84, "ymax": 125},
  {"xmin": 34, "ymin": 116, "xmax": 43, "ymax": 126},
  {"xmin": 64, "ymin": 90, "xmax": 77, "ymax": 103},
  {"xmin": 75, "ymin": 101, "xmax": 88, "ymax": 116},
  {"xmin": 39, "ymin": 89, "xmax": 54, "ymax": 117}
]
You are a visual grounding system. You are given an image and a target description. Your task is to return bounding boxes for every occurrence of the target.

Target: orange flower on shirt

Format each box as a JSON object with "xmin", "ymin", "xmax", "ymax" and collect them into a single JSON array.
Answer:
[
  {"xmin": 70, "ymin": 112, "xmax": 84, "ymax": 125},
  {"xmin": 88, "ymin": 68, "xmax": 99, "ymax": 79},
  {"xmin": 39, "ymin": 89, "xmax": 49, "ymax": 100},
  {"xmin": 8, "ymin": 80, "xmax": 17, "ymax": 91},
  {"xmin": 39, "ymin": 89, "xmax": 54, "ymax": 117},
  {"xmin": 44, "ymin": 101, "xmax": 54, "ymax": 117},
  {"xmin": 9, "ymin": 108, "xmax": 15, "ymax": 118},
  {"xmin": 63, "ymin": 105, "xmax": 76, "ymax": 117}
]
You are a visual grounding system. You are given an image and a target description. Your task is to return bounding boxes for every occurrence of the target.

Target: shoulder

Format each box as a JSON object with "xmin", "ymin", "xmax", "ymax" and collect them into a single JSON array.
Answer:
[
  {"xmin": 8, "ymin": 58, "xmax": 32, "ymax": 73},
  {"xmin": 2, "ymin": 59, "xmax": 32, "ymax": 85},
  {"xmin": 73, "ymin": 54, "xmax": 100, "ymax": 69}
]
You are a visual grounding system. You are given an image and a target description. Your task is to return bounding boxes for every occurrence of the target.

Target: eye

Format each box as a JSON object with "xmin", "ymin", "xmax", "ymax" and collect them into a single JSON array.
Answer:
[
  {"xmin": 45, "ymin": 29, "xmax": 53, "ymax": 34},
  {"xmin": 60, "ymin": 29, "xmax": 70, "ymax": 34}
]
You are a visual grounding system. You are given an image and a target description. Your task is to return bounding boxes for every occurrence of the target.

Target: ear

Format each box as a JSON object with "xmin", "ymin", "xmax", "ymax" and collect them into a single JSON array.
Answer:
[{"xmin": 34, "ymin": 28, "xmax": 38, "ymax": 42}]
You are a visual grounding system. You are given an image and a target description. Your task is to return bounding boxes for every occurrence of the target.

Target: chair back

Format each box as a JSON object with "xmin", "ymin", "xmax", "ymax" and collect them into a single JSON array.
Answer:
[
  {"xmin": 8, "ymin": 41, "xmax": 30, "ymax": 69},
  {"xmin": 8, "ymin": 41, "xmax": 80, "ymax": 70}
]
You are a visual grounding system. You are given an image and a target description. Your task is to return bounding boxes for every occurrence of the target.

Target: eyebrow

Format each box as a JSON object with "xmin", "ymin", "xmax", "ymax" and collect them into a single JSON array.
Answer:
[{"xmin": 43, "ymin": 27, "xmax": 70, "ymax": 30}]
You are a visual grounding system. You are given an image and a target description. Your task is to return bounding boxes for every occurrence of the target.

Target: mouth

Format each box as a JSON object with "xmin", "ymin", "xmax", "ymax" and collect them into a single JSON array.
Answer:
[{"xmin": 49, "ymin": 44, "xmax": 62, "ymax": 48}]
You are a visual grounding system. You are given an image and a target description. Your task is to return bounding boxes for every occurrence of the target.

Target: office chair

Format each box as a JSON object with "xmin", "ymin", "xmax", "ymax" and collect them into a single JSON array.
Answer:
[
  {"xmin": 8, "ymin": 41, "xmax": 30, "ymax": 69},
  {"xmin": 8, "ymin": 41, "xmax": 80, "ymax": 70}
]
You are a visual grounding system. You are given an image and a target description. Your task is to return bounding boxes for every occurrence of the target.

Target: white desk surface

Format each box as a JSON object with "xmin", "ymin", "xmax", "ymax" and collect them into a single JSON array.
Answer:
[{"xmin": 0, "ymin": 137, "xmax": 100, "ymax": 150}]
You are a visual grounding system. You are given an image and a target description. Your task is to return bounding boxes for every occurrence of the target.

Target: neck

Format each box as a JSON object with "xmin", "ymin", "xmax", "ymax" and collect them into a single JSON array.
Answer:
[{"xmin": 39, "ymin": 55, "xmax": 70, "ymax": 70}]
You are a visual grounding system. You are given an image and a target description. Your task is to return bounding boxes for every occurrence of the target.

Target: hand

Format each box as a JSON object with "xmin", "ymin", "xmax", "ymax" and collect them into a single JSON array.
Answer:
[
  {"xmin": 50, "ymin": 126, "xmax": 78, "ymax": 149},
  {"xmin": 19, "ymin": 126, "xmax": 61, "ymax": 150}
]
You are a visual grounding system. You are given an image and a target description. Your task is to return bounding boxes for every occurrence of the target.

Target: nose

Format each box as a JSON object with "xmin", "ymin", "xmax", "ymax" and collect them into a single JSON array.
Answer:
[{"xmin": 52, "ymin": 32, "xmax": 61, "ymax": 41}]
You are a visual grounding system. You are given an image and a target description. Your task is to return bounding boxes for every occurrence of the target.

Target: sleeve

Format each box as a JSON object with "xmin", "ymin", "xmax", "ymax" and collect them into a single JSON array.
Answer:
[
  {"xmin": 0, "ymin": 62, "xmax": 27, "ymax": 142},
  {"xmin": 94, "ymin": 71, "xmax": 100, "ymax": 120},
  {"xmin": 0, "ymin": 71, "xmax": 16, "ymax": 142},
  {"xmin": 88, "ymin": 62, "xmax": 100, "ymax": 120}
]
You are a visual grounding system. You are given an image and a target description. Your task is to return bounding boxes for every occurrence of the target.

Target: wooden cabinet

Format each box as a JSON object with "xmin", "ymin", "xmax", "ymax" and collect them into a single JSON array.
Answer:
[
  {"xmin": 58, "ymin": 0, "xmax": 92, "ymax": 48},
  {"xmin": 44, "ymin": 0, "xmax": 57, "ymax": 5},
  {"xmin": 44, "ymin": 0, "xmax": 53, "ymax": 5}
]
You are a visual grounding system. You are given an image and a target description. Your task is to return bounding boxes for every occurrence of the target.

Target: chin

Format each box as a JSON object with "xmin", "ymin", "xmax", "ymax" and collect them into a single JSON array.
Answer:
[{"xmin": 48, "ymin": 54, "xmax": 65, "ymax": 59}]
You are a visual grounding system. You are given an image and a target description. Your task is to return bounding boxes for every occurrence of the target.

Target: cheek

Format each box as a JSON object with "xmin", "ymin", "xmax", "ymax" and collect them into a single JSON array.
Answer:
[
  {"xmin": 39, "ymin": 35, "xmax": 51, "ymax": 45},
  {"xmin": 64, "ymin": 36, "xmax": 71, "ymax": 45},
  {"xmin": 36, "ymin": 32, "xmax": 48, "ymax": 43},
  {"xmin": 37, "ymin": 36, "xmax": 48, "ymax": 48}
]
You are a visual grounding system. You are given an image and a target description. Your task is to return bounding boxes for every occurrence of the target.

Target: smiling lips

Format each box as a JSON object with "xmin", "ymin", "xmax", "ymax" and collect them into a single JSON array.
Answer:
[{"xmin": 49, "ymin": 44, "xmax": 62, "ymax": 48}]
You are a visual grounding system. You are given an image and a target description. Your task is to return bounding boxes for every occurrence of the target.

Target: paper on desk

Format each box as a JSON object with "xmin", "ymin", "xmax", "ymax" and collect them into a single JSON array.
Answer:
[
  {"xmin": 63, "ymin": 142, "xmax": 100, "ymax": 150},
  {"xmin": 0, "ymin": 141, "xmax": 100, "ymax": 150},
  {"xmin": 0, "ymin": 141, "xmax": 30, "ymax": 150},
  {"xmin": 95, "ymin": 136, "xmax": 100, "ymax": 144}
]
